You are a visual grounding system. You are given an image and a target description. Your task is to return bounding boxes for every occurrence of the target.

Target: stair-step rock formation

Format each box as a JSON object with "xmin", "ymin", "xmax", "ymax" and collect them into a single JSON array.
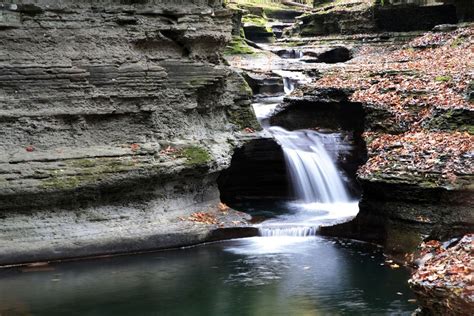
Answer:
[
  {"xmin": 0, "ymin": 0, "xmax": 260, "ymax": 266},
  {"xmin": 289, "ymin": 0, "xmax": 471, "ymax": 37}
]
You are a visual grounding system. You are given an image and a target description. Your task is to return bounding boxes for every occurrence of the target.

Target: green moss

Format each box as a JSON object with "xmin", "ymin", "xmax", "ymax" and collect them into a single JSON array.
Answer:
[
  {"xmin": 190, "ymin": 78, "xmax": 210, "ymax": 87},
  {"xmin": 226, "ymin": 0, "xmax": 290, "ymax": 10},
  {"xmin": 70, "ymin": 159, "xmax": 97, "ymax": 168},
  {"xmin": 425, "ymin": 109, "xmax": 474, "ymax": 135},
  {"xmin": 41, "ymin": 158, "xmax": 139, "ymax": 190},
  {"xmin": 239, "ymin": 26, "xmax": 245, "ymax": 38},
  {"xmin": 41, "ymin": 176, "xmax": 82, "ymax": 190},
  {"xmin": 451, "ymin": 36, "xmax": 464, "ymax": 48},
  {"xmin": 227, "ymin": 107, "xmax": 261, "ymax": 130},
  {"xmin": 435, "ymin": 75, "xmax": 452, "ymax": 82},
  {"xmin": 419, "ymin": 180, "xmax": 439, "ymax": 188},
  {"xmin": 224, "ymin": 36, "xmax": 255, "ymax": 55},
  {"xmin": 242, "ymin": 14, "xmax": 267, "ymax": 27},
  {"xmin": 179, "ymin": 146, "xmax": 211, "ymax": 166},
  {"xmin": 239, "ymin": 80, "xmax": 253, "ymax": 95}
]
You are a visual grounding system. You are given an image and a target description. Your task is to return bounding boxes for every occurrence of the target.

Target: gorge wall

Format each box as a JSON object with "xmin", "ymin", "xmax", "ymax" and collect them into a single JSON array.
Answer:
[{"xmin": 0, "ymin": 0, "xmax": 259, "ymax": 265}]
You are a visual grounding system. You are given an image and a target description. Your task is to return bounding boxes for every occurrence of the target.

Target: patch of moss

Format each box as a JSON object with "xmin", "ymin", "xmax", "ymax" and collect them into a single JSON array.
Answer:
[
  {"xmin": 67, "ymin": 157, "xmax": 136, "ymax": 174},
  {"xmin": 227, "ymin": 106, "xmax": 261, "ymax": 130},
  {"xmin": 41, "ymin": 175, "xmax": 82, "ymax": 190},
  {"xmin": 450, "ymin": 36, "xmax": 464, "ymax": 48},
  {"xmin": 69, "ymin": 159, "xmax": 97, "ymax": 168},
  {"xmin": 242, "ymin": 14, "xmax": 267, "ymax": 27},
  {"xmin": 239, "ymin": 80, "xmax": 253, "ymax": 95},
  {"xmin": 226, "ymin": 0, "xmax": 290, "ymax": 10},
  {"xmin": 425, "ymin": 109, "xmax": 474, "ymax": 135},
  {"xmin": 179, "ymin": 146, "xmax": 211, "ymax": 166},
  {"xmin": 224, "ymin": 36, "xmax": 255, "ymax": 55},
  {"xmin": 435, "ymin": 75, "xmax": 452, "ymax": 82},
  {"xmin": 190, "ymin": 78, "xmax": 210, "ymax": 87}
]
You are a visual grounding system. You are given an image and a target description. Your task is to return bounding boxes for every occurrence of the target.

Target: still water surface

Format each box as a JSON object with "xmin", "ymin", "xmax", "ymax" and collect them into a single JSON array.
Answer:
[{"xmin": 0, "ymin": 235, "xmax": 415, "ymax": 315}]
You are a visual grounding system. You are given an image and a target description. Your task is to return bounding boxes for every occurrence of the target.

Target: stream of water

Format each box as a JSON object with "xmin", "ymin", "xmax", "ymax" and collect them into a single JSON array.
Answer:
[
  {"xmin": 251, "ymin": 65, "xmax": 359, "ymax": 238},
  {"xmin": 0, "ymin": 235, "xmax": 415, "ymax": 316},
  {"xmin": 0, "ymin": 40, "xmax": 417, "ymax": 316}
]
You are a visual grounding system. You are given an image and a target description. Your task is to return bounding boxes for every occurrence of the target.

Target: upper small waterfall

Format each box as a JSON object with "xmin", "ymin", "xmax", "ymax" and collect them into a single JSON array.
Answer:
[{"xmin": 283, "ymin": 77, "xmax": 295, "ymax": 94}]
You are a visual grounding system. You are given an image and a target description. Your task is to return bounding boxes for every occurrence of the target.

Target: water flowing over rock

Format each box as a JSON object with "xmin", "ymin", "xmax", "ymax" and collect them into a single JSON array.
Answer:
[{"xmin": 269, "ymin": 127, "xmax": 350, "ymax": 204}]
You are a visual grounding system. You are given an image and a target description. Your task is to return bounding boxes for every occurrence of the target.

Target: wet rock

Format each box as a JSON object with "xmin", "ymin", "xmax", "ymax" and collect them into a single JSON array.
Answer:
[
  {"xmin": 275, "ymin": 48, "xmax": 304, "ymax": 59},
  {"xmin": 243, "ymin": 24, "xmax": 275, "ymax": 43},
  {"xmin": 242, "ymin": 71, "xmax": 284, "ymax": 95},
  {"xmin": 432, "ymin": 24, "xmax": 458, "ymax": 32},
  {"xmin": 310, "ymin": 46, "xmax": 352, "ymax": 64}
]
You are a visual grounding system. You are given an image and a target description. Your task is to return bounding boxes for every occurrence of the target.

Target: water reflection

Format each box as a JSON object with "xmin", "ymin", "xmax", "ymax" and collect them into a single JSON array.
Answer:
[{"xmin": 0, "ymin": 237, "xmax": 415, "ymax": 316}]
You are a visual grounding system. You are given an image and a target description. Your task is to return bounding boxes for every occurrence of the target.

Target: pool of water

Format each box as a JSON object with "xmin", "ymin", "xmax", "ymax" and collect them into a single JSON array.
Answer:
[{"xmin": 0, "ymin": 235, "xmax": 415, "ymax": 315}]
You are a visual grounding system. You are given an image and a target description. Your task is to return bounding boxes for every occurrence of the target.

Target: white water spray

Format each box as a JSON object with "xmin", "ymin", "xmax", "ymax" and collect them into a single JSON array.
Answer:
[
  {"xmin": 269, "ymin": 127, "xmax": 350, "ymax": 204},
  {"xmin": 250, "ymin": 61, "xmax": 358, "ymax": 237}
]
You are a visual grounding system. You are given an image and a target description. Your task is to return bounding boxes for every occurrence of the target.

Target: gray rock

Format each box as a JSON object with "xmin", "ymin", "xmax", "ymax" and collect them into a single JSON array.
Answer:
[
  {"xmin": 0, "ymin": 0, "xmax": 258, "ymax": 265},
  {"xmin": 432, "ymin": 24, "xmax": 458, "ymax": 32}
]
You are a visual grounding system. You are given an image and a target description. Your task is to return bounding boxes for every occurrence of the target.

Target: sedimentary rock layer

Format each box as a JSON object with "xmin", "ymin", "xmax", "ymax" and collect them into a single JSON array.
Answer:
[{"xmin": 0, "ymin": 0, "xmax": 259, "ymax": 265}]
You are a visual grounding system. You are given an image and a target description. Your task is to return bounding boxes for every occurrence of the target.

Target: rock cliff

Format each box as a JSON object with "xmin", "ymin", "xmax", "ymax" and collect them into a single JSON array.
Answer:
[{"xmin": 0, "ymin": 0, "xmax": 259, "ymax": 265}]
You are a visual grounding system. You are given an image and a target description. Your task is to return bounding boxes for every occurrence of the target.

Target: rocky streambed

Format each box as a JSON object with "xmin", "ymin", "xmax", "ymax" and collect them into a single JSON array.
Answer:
[
  {"xmin": 0, "ymin": 0, "xmax": 472, "ymax": 314},
  {"xmin": 223, "ymin": 0, "xmax": 473, "ymax": 313}
]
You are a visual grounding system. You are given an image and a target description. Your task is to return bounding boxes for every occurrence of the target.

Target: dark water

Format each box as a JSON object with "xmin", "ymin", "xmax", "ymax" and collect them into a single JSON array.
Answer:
[{"xmin": 0, "ymin": 236, "xmax": 415, "ymax": 316}]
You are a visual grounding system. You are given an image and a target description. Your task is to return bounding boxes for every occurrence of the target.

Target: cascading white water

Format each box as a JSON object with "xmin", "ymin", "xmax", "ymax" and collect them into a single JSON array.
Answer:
[
  {"xmin": 269, "ymin": 127, "xmax": 350, "ymax": 204},
  {"xmin": 259, "ymin": 225, "xmax": 318, "ymax": 237},
  {"xmin": 251, "ymin": 64, "xmax": 358, "ymax": 237},
  {"xmin": 256, "ymin": 126, "xmax": 356, "ymax": 237},
  {"xmin": 282, "ymin": 77, "xmax": 295, "ymax": 94}
]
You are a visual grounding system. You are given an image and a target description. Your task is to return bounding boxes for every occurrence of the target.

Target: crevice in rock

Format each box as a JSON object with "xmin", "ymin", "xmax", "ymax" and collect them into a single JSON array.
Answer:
[{"xmin": 218, "ymin": 138, "xmax": 290, "ymax": 204}]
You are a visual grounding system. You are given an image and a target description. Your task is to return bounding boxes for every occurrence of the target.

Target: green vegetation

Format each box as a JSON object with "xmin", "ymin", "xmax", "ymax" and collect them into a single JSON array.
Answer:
[
  {"xmin": 41, "ymin": 175, "xmax": 84, "ymax": 190},
  {"xmin": 41, "ymin": 158, "xmax": 138, "ymax": 190},
  {"xmin": 434, "ymin": 75, "xmax": 452, "ymax": 82},
  {"xmin": 242, "ymin": 14, "xmax": 273, "ymax": 33},
  {"xmin": 179, "ymin": 146, "xmax": 211, "ymax": 166},
  {"xmin": 227, "ymin": 107, "xmax": 261, "ymax": 130},
  {"xmin": 450, "ymin": 36, "xmax": 465, "ymax": 48},
  {"xmin": 224, "ymin": 36, "xmax": 255, "ymax": 55},
  {"xmin": 240, "ymin": 79, "xmax": 253, "ymax": 95},
  {"xmin": 242, "ymin": 14, "xmax": 268, "ymax": 27},
  {"xmin": 69, "ymin": 158, "xmax": 97, "ymax": 168}
]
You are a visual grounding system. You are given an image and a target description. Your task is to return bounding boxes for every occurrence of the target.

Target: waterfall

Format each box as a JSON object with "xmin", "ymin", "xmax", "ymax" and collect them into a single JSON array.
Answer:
[
  {"xmin": 269, "ymin": 127, "xmax": 350, "ymax": 204},
  {"xmin": 259, "ymin": 225, "xmax": 318, "ymax": 237},
  {"xmin": 251, "ymin": 66, "xmax": 357, "ymax": 237},
  {"xmin": 283, "ymin": 77, "xmax": 295, "ymax": 94}
]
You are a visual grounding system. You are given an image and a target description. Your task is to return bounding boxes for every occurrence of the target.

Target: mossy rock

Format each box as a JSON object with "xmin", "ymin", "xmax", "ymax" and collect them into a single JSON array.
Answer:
[
  {"xmin": 227, "ymin": 106, "xmax": 260, "ymax": 130},
  {"xmin": 424, "ymin": 108, "xmax": 474, "ymax": 134},
  {"xmin": 41, "ymin": 174, "xmax": 101, "ymax": 190},
  {"xmin": 242, "ymin": 14, "xmax": 268, "ymax": 28},
  {"xmin": 224, "ymin": 36, "xmax": 255, "ymax": 55},
  {"xmin": 179, "ymin": 146, "xmax": 211, "ymax": 166}
]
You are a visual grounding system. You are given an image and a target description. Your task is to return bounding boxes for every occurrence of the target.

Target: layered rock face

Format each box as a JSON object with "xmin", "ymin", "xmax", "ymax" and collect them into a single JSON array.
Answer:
[
  {"xmin": 310, "ymin": 26, "xmax": 474, "ymax": 257},
  {"xmin": 292, "ymin": 0, "xmax": 470, "ymax": 36},
  {"xmin": 0, "ymin": 0, "xmax": 259, "ymax": 265}
]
